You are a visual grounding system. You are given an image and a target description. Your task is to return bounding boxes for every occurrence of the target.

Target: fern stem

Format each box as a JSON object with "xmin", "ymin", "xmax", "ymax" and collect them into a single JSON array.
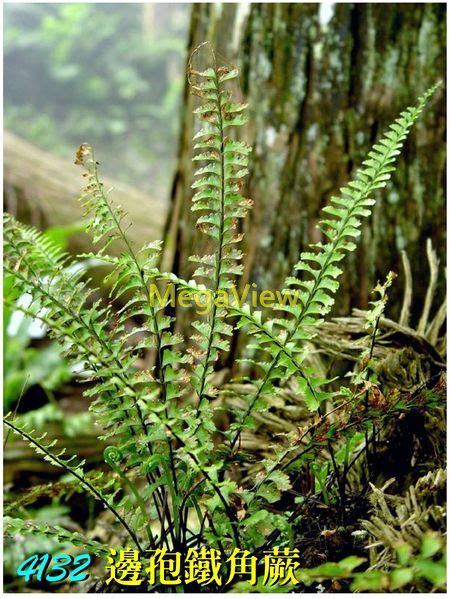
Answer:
[
  {"xmin": 105, "ymin": 454, "xmax": 156, "ymax": 547},
  {"xmin": 164, "ymin": 422, "xmax": 241, "ymax": 548},
  {"xmin": 360, "ymin": 282, "xmax": 388, "ymax": 482}
]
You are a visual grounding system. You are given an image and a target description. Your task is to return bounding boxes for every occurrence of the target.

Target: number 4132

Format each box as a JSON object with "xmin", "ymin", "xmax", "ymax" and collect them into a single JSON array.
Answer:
[{"xmin": 17, "ymin": 553, "xmax": 92, "ymax": 583}]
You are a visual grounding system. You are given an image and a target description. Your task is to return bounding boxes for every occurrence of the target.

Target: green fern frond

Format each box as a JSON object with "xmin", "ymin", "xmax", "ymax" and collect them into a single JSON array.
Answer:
[
  {"xmin": 228, "ymin": 83, "xmax": 440, "ymax": 444},
  {"xmin": 3, "ymin": 417, "xmax": 143, "ymax": 551},
  {"xmin": 4, "ymin": 516, "xmax": 108, "ymax": 555},
  {"xmin": 75, "ymin": 145, "xmax": 187, "ymax": 407},
  {"xmin": 187, "ymin": 44, "xmax": 252, "ymax": 415},
  {"xmin": 4, "ymin": 470, "xmax": 111, "ymax": 514},
  {"xmin": 3, "ymin": 216, "xmax": 150, "ymax": 438},
  {"xmin": 3, "ymin": 215, "xmax": 172, "ymax": 536}
]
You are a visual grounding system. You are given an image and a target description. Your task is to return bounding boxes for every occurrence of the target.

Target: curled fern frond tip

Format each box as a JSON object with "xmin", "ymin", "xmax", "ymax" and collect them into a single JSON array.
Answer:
[{"xmin": 104, "ymin": 445, "xmax": 123, "ymax": 464}]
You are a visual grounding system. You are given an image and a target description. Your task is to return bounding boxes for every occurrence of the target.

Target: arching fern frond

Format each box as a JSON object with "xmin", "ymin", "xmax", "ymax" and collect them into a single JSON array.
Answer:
[
  {"xmin": 3, "ymin": 214, "xmax": 173, "ymax": 538},
  {"xmin": 228, "ymin": 82, "xmax": 441, "ymax": 447},
  {"xmin": 3, "ymin": 216, "xmax": 152, "ymax": 435},
  {"xmin": 3, "ymin": 417, "xmax": 143, "ymax": 552}
]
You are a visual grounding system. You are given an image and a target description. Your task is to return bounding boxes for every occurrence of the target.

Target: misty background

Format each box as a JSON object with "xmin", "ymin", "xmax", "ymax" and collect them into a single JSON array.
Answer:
[{"xmin": 4, "ymin": 3, "xmax": 190, "ymax": 199}]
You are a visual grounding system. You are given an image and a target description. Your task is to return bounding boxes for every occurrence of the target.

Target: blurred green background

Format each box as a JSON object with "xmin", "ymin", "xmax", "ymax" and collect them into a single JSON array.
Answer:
[{"xmin": 4, "ymin": 3, "xmax": 189, "ymax": 198}]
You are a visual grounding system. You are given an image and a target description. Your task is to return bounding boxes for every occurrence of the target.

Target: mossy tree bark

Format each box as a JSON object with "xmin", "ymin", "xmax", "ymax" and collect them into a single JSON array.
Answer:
[{"xmin": 163, "ymin": 3, "xmax": 446, "ymax": 361}]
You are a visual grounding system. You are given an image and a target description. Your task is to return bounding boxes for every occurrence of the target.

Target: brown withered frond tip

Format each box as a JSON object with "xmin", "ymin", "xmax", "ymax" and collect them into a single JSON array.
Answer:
[{"xmin": 74, "ymin": 143, "xmax": 90, "ymax": 166}]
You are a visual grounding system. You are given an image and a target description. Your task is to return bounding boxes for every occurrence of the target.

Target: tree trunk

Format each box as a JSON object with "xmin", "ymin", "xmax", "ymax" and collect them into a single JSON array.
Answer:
[
  {"xmin": 162, "ymin": 3, "xmax": 446, "ymax": 355},
  {"xmin": 4, "ymin": 131, "xmax": 167, "ymax": 254}
]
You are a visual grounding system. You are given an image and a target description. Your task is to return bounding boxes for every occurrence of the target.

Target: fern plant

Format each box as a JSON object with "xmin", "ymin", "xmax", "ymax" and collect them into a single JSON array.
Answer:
[{"xmin": 3, "ymin": 43, "xmax": 440, "ymax": 590}]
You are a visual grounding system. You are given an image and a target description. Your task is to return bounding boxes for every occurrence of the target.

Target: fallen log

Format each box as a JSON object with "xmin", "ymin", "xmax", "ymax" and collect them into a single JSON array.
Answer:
[{"xmin": 3, "ymin": 131, "xmax": 167, "ymax": 253}]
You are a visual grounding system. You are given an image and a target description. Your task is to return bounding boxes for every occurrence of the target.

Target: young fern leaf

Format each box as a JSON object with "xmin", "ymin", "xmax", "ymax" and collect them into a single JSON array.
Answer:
[
  {"xmin": 229, "ymin": 82, "xmax": 440, "ymax": 446},
  {"xmin": 351, "ymin": 271, "xmax": 396, "ymax": 387},
  {"xmin": 187, "ymin": 44, "xmax": 252, "ymax": 414}
]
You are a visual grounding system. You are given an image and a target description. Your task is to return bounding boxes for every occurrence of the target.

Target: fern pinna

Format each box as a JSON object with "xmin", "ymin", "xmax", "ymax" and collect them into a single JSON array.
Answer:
[{"xmin": 3, "ymin": 41, "xmax": 440, "ymax": 590}]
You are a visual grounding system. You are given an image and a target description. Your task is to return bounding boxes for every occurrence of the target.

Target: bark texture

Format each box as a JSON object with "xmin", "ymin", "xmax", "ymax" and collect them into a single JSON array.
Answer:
[{"xmin": 163, "ymin": 3, "xmax": 446, "ymax": 335}]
